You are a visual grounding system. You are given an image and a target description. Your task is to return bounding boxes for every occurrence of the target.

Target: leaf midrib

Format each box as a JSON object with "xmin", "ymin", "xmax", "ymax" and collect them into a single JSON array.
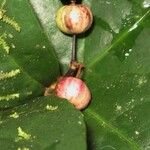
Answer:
[
  {"xmin": 87, "ymin": 9, "xmax": 150, "ymax": 69},
  {"xmin": 84, "ymin": 108, "xmax": 141, "ymax": 150}
]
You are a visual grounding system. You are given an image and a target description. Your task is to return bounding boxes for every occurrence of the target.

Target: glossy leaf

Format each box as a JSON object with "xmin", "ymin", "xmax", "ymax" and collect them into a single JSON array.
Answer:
[
  {"xmin": 83, "ymin": 1, "xmax": 150, "ymax": 150},
  {"xmin": 0, "ymin": 1, "xmax": 87, "ymax": 149},
  {"xmin": 30, "ymin": 0, "xmax": 150, "ymax": 149},
  {"xmin": 0, "ymin": 0, "xmax": 150, "ymax": 149},
  {"xmin": 0, "ymin": 0, "xmax": 60, "ymax": 108},
  {"xmin": 0, "ymin": 96, "xmax": 86, "ymax": 150}
]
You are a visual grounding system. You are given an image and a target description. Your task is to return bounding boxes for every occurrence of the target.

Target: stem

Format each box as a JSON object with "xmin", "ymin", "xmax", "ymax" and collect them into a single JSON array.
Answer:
[
  {"xmin": 71, "ymin": 34, "xmax": 77, "ymax": 62},
  {"xmin": 65, "ymin": 61, "xmax": 84, "ymax": 78}
]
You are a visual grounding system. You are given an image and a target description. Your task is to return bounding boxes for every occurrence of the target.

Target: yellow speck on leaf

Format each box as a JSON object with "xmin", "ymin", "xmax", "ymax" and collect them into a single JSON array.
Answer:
[
  {"xmin": 46, "ymin": 105, "xmax": 58, "ymax": 111},
  {"xmin": 17, "ymin": 127, "xmax": 31, "ymax": 141},
  {"xmin": 0, "ymin": 1, "xmax": 21, "ymax": 32},
  {"xmin": 0, "ymin": 93, "xmax": 20, "ymax": 101},
  {"xmin": 0, "ymin": 69, "xmax": 21, "ymax": 80},
  {"xmin": 135, "ymin": 130, "xmax": 140, "ymax": 135},
  {"xmin": 2, "ymin": 15, "xmax": 21, "ymax": 32},
  {"xmin": 8, "ymin": 33, "xmax": 14, "ymax": 38},
  {"xmin": 10, "ymin": 112, "xmax": 19, "ymax": 119},
  {"xmin": 0, "ymin": 36, "xmax": 10, "ymax": 53},
  {"xmin": 17, "ymin": 147, "xmax": 30, "ymax": 150}
]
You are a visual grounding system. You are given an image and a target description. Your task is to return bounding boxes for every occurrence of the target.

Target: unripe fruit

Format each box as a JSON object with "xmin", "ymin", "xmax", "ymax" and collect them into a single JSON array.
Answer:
[
  {"xmin": 55, "ymin": 77, "xmax": 91, "ymax": 110},
  {"xmin": 55, "ymin": 4, "xmax": 93, "ymax": 34}
]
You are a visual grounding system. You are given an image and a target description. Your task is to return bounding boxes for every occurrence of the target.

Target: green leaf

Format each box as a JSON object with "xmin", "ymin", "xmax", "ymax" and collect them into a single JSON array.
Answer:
[
  {"xmin": 29, "ymin": 0, "xmax": 78, "ymax": 73},
  {"xmin": 0, "ymin": 0, "xmax": 87, "ymax": 149},
  {"xmin": 0, "ymin": 0, "xmax": 60, "ymax": 108},
  {"xmin": 0, "ymin": 96, "xmax": 86, "ymax": 150},
  {"xmin": 1, "ymin": 0, "xmax": 150, "ymax": 149},
  {"xmin": 82, "ymin": 1, "xmax": 150, "ymax": 150},
  {"xmin": 29, "ymin": 0, "xmax": 150, "ymax": 149}
]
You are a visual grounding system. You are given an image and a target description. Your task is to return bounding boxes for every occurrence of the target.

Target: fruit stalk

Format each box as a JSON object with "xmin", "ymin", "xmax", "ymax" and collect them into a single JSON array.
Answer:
[
  {"xmin": 71, "ymin": 34, "xmax": 77, "ymax": 62},
  {"xmin": 45, "ymin": 0, "xmax": 93, "ymax": 110}
]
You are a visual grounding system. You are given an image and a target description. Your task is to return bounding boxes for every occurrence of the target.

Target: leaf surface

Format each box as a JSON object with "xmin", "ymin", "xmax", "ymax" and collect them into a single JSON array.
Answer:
[
  {"xmin": 0, "ymin": 0, "xmax": 150, "ymax": 149},
  {"xmin": 0, "ymin": 96, "xmax": 86, "ymax": 150},
  {"xmin": 32, "ymin": 0, "xmax": 150, "ymax": 149},
  {"xmin": 83, "ymin": 0, "xmax": 150, "ymax": 149},
  {"xmin": 0, "ymin": 0, "xmax": 60, "ymax": 108}
]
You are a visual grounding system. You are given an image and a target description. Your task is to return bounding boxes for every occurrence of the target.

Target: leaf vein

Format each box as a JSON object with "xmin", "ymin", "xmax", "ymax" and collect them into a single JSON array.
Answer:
[
  {"xmin": 85, "ymin": 108, "xmax": 141, "ymax": 150},
  {"xmin": 87, "ymin": 10, "xmax": 150, "ymax": 68}
]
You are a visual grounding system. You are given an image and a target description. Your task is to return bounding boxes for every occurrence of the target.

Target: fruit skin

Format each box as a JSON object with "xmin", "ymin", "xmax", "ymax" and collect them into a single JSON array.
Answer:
[
  {"xmin": 55, "ymin": 4, "xmax": 93, "ymax": 34},
  {"xmin": 55, "ymin": 77, "xmax": 91, "ymax": 110}
]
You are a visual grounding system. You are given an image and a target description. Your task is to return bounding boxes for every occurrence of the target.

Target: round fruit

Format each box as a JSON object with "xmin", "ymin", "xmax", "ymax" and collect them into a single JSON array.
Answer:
[
  {"xmin": 55, "ymin": 77, "xmax": 91, "ymax": 110},
  {"xmin": 55, "ymin": 4, "xmax": 93, "ymax": 34}
]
